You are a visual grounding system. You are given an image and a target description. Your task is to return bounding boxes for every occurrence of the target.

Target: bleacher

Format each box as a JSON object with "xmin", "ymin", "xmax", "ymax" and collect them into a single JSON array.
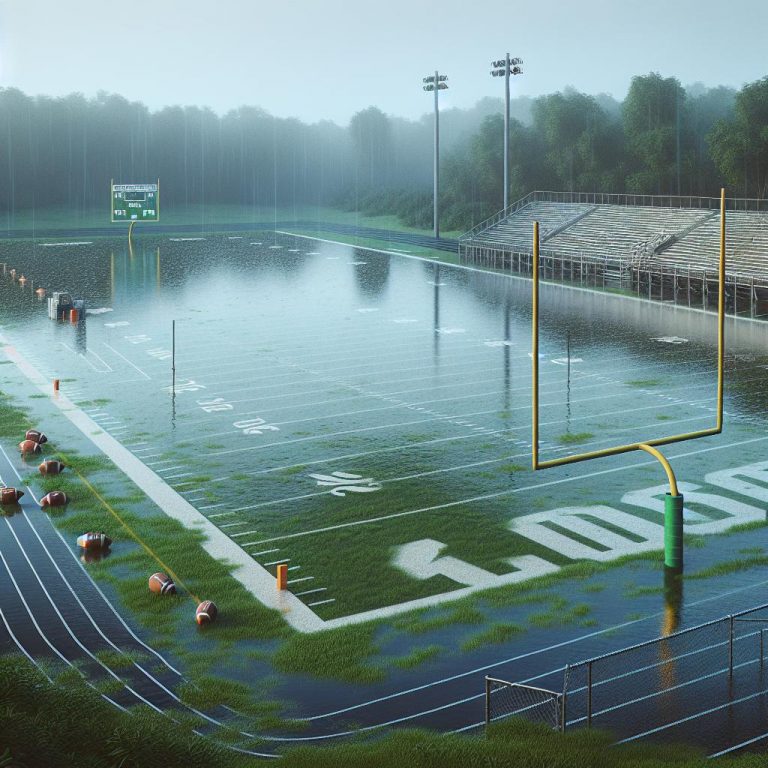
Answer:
[
  {"xmin": 652, "ymin": 211, "xmax": 768, "ymax": 278},
  {"xmin": 544, "ymin": 205, "xmax": 707, "ymax": 262},
  {"xmin": 461, "ymin": 193, "xmax": 768, "ymax": 281},
  {"xmin": 470, "ymin": 201, "xmax": 594, "ymax": 250}
]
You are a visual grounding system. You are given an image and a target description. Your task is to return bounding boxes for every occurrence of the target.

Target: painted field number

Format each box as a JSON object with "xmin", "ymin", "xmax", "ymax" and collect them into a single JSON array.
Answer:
[{"xmin": 233, "ymin": 418, "xmax": 279, "ymax": 435}]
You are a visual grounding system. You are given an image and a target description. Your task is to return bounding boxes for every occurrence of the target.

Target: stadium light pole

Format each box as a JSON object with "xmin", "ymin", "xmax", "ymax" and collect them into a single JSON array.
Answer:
[
  {"xmin": 423, "ymin": 71, "xmax": 448, "ymax": 239},
  {"xmin": 491, "ymin": 54, "xmax": 523, "ymax": 210}
]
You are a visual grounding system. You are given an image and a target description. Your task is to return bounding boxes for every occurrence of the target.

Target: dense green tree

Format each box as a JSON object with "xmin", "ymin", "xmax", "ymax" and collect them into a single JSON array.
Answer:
[
  {"xmin": 709, "ymin": 77, "xmax": 768, "ymax": 198},
  {"xmin": 532, "ymin": 90, "xmax": 623, "ymax": 192},
  {"xmin": 622, "ymin": 73, "xmax": 688, "ymax": 194},
  {"xmin": 686, "ymin": 85, "xmax": 736, "ymax": 195},
  {"xmin": 349, "ymin": 106, "xmax": 393, "ymax": 190}
]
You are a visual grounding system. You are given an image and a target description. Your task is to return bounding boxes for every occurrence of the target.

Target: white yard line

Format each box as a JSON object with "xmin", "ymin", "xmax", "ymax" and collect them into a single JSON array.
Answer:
[
  {"xmin": 102, "ymin": 342, "xmax": 152, "ymax": 380},
  {"xmin": 248, "ymin": 434, "xmax": 768, "ymax": 548}
]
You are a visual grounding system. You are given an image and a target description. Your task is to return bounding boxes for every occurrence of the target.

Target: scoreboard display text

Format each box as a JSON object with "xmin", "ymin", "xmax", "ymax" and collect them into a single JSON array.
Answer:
[{"xmin": 111, "ymin": 182, "xmax": 160, "ymax": 222}]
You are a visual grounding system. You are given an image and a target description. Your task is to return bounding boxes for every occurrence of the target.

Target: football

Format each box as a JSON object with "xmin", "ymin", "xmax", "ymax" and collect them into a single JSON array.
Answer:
[
  {"xmin": 148, "ymin": 572, "xmax": 176, "ymax": 595},
  {"xmin": 39, "ymin": 459, "xmax": 65, "ymax": 475},
  {"xmin": 76, "ymin": 532, "xmax": 112, "ymax": 550},
  {"xmin": 40, "ymin": 491, "xmax": 68, "ymax": 508},
  {"xmin": 195, "ymin": 600, "xmax": 218, "ymax": 626},
  {"xmin": 0, "ymin": 487, "xmax": 24, "ymax": 505},
  {"xmin": 25, "ymin": 429, "xmax": 48, "ymax": 444},
  {"xmin": 18, "ymin": 439, "xmax": 42, "ymax": 455}
]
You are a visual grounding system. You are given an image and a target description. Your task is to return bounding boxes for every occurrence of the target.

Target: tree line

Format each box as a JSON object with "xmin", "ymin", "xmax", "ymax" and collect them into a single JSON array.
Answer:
[{"xmin": 0, "ymin": 72, "xmax": 766, "ymax": 231}]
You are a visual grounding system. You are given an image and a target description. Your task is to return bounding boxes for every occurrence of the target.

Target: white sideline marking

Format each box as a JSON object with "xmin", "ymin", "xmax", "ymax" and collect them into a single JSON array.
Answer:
[
  {"xmin": 287, "ymin": 576, "xmax": 314, "ymax": 584},
  {"xmin": 263, "ymin": 558, "xmax": 290, "ymax": 566},
  {"xmin": 0, "ymin": 337, "xmax": 325, "ymax": 633},
  {"xmin": 280, "ymin": 230, "xmax": 768, "ymax": 329},
  {"xmin": 308, "ymin": 599, "xmax": 335, "ymax": 607},
  {"xmin": 252, "ymin": 549, "xmax": 279, "ymax": 557}
]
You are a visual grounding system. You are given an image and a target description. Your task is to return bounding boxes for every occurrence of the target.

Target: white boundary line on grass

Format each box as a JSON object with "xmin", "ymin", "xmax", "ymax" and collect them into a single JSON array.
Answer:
[{"xmin": 0, "ymin": 333, "xmax": 325, "ymax": 634}]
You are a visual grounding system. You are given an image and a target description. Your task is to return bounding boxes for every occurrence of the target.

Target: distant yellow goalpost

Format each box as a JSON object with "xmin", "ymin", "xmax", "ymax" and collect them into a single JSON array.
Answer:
[{"xmin": 530, "ymin": 189, "xmax": 727, "ymax": 569}]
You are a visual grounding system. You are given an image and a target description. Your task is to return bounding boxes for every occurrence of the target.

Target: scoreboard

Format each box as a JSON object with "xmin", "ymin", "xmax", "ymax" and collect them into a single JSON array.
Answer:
[{"xmin": 111, "ymin": 181, "xmax": 160, "ymax": 222}]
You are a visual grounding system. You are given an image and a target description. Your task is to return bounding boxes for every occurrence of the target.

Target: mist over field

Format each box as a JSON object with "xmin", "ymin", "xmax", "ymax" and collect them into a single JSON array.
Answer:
[{"xmin": 0, "ymin": 74, "xmax": 764, "ymax": 233}]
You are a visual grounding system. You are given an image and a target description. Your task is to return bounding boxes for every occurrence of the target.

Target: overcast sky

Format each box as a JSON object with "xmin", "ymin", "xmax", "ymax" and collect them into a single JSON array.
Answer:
[{"xmin": 0, "ymin": 0, "xmax": 766, "ymax": 125}]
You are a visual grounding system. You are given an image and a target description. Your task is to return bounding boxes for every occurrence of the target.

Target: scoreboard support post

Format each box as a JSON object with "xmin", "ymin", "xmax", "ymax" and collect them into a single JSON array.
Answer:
[{"xmin": 111, "ymin": 180, "xmax": 160, "ymax": 247}]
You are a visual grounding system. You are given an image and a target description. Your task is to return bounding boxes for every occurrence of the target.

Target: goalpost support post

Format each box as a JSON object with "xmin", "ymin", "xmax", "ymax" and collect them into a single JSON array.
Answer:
[{"xmin": 530, "ymin": 189, "xmax": 726, "ymax": 572}]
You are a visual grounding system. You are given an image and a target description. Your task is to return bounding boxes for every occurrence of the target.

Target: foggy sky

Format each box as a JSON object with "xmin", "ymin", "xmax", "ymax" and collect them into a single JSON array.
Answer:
[{"xmin": 0, "ymin": 0, "xmax": 765, "ymax": 125}]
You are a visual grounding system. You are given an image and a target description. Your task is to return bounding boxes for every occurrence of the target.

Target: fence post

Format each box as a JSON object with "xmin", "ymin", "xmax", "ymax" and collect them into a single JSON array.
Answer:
[
  {"xmin": 485, "ymin": 677, "xmax": 491, "ymax": 728},
  {"xmin": 561, "ymin": 664, "xmax": 569, "ymax": 732},
  {"xmin": 729, "ymin": 615, "xmax": 734, "ymax": 681},
  {"xmin": 587, "ymin": 661, "xmax": 593, "ymax": 728}
]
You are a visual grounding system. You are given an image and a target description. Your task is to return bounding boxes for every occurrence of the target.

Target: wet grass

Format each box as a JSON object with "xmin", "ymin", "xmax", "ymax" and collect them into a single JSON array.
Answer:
[
  {"xmin": 392, "ymin": 645, "xmax": 442, "ymax": 669},
  {"xmin": 272, "ymin": 624, "xmax": 384, "ymax": 684},
  {"xmin": 686, "ymin": 555, "xmax": 768, "ymax": 580},
  {"xmin": 625, "ymin": 380, "xmax": 662, "ymax": 387},
  {"xmin": 461, "ymin": 623, "xmax": 525, "ymax": 651},
  {"xmin": 393, "ymin": 604, "xmax": 485, "ymax": 635},
  {"xmin": 557, "ymin": 432, "xmax": 595, "ymax": 445},
  {"xmin": 8, "ymin": 653, "xmax": 756, "ymax": 768},
  {"xmin": 528, "ymin": 602, "xmax": 591, "ymax": 629}
]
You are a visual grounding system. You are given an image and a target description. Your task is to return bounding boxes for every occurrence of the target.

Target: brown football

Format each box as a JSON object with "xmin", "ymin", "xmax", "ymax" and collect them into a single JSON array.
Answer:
[
  {"xmin": 77, "ymin": 532, "xmax": 112, "ymax": 550},
  {"xmin": 25, "ymin": 430, "xmax": 48, "ymax": 444},
  {"xmin": 40, "ymin": 491, "xmax": 68, "ymax": 508},
  {"xmin": 195, "ymin": 600, "xmax": 218, "ymax": 626},
  {"xmin": 39, "ymin": 459, "xmax": 65, "ymax": 475},
  {"xmin": 148, "ymin": 572, "xmax": 176, "ymax": 596},
  {"xmin": 18, "ymin": 440, "xmax": 41, "ymax": 455},
  {"xmin": 0, "ymin": 488, "xmax": 24, "ymax": 505}
]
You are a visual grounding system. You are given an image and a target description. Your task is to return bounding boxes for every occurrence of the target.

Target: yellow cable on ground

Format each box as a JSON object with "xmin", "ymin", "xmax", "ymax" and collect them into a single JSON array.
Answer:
[{"xmin": 58, "ymin": 453, "xmax": 200, "ymax": 604}]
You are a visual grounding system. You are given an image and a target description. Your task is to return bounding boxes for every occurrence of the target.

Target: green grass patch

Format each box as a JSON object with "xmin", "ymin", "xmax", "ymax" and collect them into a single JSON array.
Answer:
[
  {"xmin": 273, "ymin": 624, "xmax": 384, "ymax": 684},
  {"xmin": 686, "ymin": 555, "xmax": 768, "ymax": 581},
  {"xmin": 393, "ymin": 604, "xmax": 485, "ymax": 634},
  {"xmin": 557, "ymin": 432, "xmax": 594, "ymax": 445},
  {"xmin": 625, "ymin": 379, "xmax": 661, "ymax": 387},
  {"xmin": 392, "ymin": 645, "xmax": 442, "ymax": 669},
  {"xmin": 461, "ymin": 623, "xmax": 525, "ymax": 651},
  {"xmin": 529, "ymin": 603, "xmax": 591, "ymax": 628}
]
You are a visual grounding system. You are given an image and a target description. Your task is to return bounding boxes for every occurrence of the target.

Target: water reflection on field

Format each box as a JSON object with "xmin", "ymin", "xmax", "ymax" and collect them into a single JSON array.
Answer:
[{"xmin": 0, "ymin": 233, "xmax": 767, "ymax": 625}]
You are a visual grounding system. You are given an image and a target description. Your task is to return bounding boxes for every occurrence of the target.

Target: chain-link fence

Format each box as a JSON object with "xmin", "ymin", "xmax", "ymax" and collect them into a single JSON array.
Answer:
[
  {"xmin": 488, "ymin": 602, "xmax": 768, "ymax": 753},
  {"xmin": 485, "ymin": 677, "xmax": 563, "ymax": 732}
]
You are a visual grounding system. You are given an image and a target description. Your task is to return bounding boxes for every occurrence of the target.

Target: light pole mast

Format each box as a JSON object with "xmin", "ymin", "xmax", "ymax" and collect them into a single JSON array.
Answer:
[
  {"xmin": 491, "ymin": 54, "xmax": 523, "ymax": 210},
  {"xmin": 423, "ymin": 71, "xmax": 448, "ymax": 239}
]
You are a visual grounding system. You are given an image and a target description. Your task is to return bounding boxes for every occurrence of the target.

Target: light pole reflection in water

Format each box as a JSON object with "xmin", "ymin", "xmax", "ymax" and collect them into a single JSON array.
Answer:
[
  {"xmin": 504, "ymin": 294, "xmax": 511, "ymax": 410},
  {"xmin": 433, "ymin": 263, "xmax": 441, "ymax": 359}
]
